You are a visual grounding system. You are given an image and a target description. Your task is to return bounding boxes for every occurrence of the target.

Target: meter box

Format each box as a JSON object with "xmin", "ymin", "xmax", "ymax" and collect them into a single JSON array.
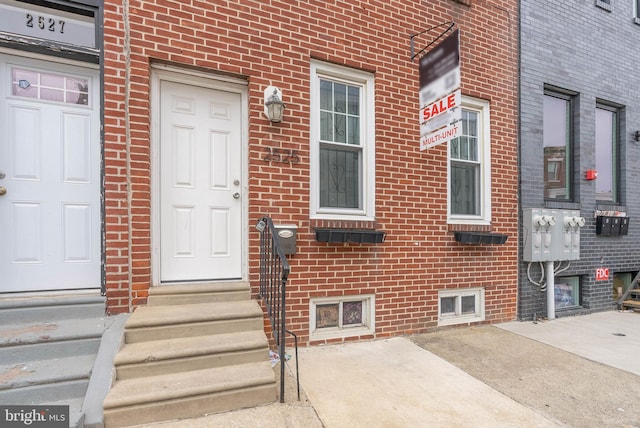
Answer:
[{"xmin": 523, "ymin": 208, "xmax": 584, "ymax": 262}]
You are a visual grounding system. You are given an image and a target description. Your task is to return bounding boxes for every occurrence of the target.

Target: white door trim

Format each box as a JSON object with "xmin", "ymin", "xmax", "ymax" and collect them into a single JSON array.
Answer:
[
  {"xmin": 150, "ymin": 65, "xmax": 249, "ymax": 286},
  {"xmin": 0, "ymin": 47, "xmax": 100, "ymax": 70}
]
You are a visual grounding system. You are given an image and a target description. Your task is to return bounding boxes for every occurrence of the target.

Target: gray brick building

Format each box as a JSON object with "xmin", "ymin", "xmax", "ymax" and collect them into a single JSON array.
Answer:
[{"xmin": 519, "ymin": 0, "xmax": 640, "ymax": 320}]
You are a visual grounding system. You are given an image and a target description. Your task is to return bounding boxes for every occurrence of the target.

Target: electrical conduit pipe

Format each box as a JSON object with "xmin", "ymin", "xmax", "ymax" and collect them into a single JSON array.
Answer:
[{"xmin": 546, "ymin": 261, "xmax": 555, "ymax": 320}]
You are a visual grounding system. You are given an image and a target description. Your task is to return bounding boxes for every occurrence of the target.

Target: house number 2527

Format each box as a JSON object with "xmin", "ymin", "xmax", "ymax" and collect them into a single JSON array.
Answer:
[{"xmin": 26, "ymin": 13, "xmax": 66, "ymax": 34}]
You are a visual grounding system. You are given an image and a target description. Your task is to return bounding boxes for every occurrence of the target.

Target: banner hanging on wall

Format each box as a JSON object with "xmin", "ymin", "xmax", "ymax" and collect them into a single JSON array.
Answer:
[{"xmin": 418, "ymin": 29, "xmax": 461, "ymax": 150}]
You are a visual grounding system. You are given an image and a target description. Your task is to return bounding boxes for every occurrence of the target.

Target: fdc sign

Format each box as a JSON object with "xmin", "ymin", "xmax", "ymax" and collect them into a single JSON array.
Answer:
[{"xmin": 595, "ymin": 268, "xmax": 609, "ymax": 281}]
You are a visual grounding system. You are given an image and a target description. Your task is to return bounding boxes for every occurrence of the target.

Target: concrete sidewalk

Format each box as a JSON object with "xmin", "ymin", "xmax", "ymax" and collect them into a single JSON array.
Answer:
[
  {"xmin": 296, "ymin": 336, "xmax": 559, "ymax": 428},
  {"xmin": 497, "ymin": 310, "xmax": 640, "ymax": 376},
  {"xmin": 144, "ymin": 310, "xmax": 640, "ymax": 428}
]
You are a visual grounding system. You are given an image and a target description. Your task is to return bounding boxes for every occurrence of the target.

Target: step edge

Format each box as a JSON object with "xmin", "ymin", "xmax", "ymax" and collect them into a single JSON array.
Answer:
[
  {"xmin": 0, "ymin": 293, "xmax": 105, "ymax": 310},
  {"xmin": 102, "ymin": 384, "xmax": 276, "ymax": 427},
  {"xmin": 0, "ymin": 375, "xmax": 91, "ymax": 392},
  {"xmin": 125, "ymin": 302, "xmax": 262, "ymax": 329},
  {"xmin": 104, "ymin": 376, "xmax": 276, "ymax": 410},
  {"xmin": 0, "ymin": 332, "xmax": 105, "ymax": 348},
  {"xmin": 0, "ymin": 355, "xmax": 96, "ymax": 390},
  {"xmin": 115, "ymin": 332, "xmax": 267, "ymax": 365},
  {"xmin": 149, "ymin": 282, "xmax": 250, "ymax": 296},
  {"xmin": 103, "ymin": 362, "xmax": 275, "ymax": 409}
]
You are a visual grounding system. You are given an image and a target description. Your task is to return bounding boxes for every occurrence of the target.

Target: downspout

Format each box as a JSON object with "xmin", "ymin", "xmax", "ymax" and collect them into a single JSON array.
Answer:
[
  {"xmin": 123, "ymin": 0, "xmax": 133, "ymax": 311},
  {"xmin": 516, "ymin": 0, "xmax": 523, "ymax": 321}
]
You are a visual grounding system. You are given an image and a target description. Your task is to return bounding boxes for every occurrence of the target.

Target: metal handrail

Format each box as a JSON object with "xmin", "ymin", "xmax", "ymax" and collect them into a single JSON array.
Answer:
[{"xmin": 256, "ymin": 216, "xmax": 294, "ymax": 402}]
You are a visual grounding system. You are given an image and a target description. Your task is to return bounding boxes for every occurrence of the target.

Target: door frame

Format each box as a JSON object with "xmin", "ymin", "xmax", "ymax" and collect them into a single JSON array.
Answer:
[{"xmin": 150, "ymin": 64, "xmax": 249, "ymax": 286}]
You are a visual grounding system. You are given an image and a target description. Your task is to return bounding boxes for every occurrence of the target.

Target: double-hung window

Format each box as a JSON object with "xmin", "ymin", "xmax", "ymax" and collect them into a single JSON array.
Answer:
[
  {"xmin": 310, "ymin": 60, "xmax": 375, "ymax": 220},
  {"xmin": 448, "ymin": 97, "xmax": 491, "ymax": 224},
  {"xmin": 595, "ymin": 103, "xmax": 619, "ymax": 203},
  {"xmin": 543, "ymin": 91, "xmax": 573, "ymax": 201}
]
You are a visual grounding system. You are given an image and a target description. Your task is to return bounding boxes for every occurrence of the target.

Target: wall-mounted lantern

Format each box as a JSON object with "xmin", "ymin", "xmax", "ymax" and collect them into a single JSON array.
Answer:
[
  {"xmin": 264, "ymin": 86, "xmax": 285, "ymax": 123},
  {"xmin": 634, "ymin": 130, "xmax": 640, "ymax": 142}
]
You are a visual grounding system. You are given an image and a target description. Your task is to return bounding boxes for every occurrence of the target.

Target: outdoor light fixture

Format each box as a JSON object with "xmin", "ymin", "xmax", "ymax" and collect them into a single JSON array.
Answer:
[
  {"xmin": 264, "ymin": 86, "xmax": 285, "ymax": 123},
  {"xmin": 634, "ymin": 130, "xmax": 640, "ymax": 142}
]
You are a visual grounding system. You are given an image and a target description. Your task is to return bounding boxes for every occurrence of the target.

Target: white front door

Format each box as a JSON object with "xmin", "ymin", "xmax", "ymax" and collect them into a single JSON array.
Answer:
[
  {"xmin": 0, "ymin": 54, "xmax": 101, "ymax": 292},
  {"xmin": 159, "ymin": 79, "xmax": 244, "ymax": 282}
]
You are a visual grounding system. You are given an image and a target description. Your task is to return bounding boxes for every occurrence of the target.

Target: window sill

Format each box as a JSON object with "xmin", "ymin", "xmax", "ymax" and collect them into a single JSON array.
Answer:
[
  {"xmin": 544, "ymin": 201, "xmax": 581, "ymax": 210},
  {"xmin": 438, "ymin": 314, "xmax": 484, "ymax": 327},
  {"xmin": 310, "ymin": 325, "xmax": 375, "ymax": 342},
  {"xmin": 447, "ymin": 218, "xmax": 491, "ymax": 226},
  {"xmin": 635, "ymin": 17, "xmax": 640, "ymax": 26},
  {"xmin": 555, "ymin": 307, "xmax": 590, "ymax": 318},
  {"xmin": 595, "ymin": 205, "xmax": 626, "ymax": 213},
  {"xmin": 595, "ymin": 0, "xmax": 612, "ymax": 12},
  {"xmin": 310, "ymin": 218, "xmax": 377, "ymax": 230}
]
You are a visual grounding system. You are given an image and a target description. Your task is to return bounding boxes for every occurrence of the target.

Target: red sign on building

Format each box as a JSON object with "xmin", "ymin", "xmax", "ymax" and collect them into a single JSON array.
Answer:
[{"xmin": 595, "ymin": 268, "xmax": 609, "ymax": 281}]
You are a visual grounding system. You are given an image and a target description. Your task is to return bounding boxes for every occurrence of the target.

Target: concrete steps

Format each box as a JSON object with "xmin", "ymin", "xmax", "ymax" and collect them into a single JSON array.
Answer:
[
  {"xmin": 622, "ymin": 289, "xmax": 640, "ymax": 311},
  {"xmin": 103, "ymin": 282, "xmax": 276, "ymax": 428},
  {"xmin": 0, "ymin": 291, "xmax": 122, "ymax": 428}
]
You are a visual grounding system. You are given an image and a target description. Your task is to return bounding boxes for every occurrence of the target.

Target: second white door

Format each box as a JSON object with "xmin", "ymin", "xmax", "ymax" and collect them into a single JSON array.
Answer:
[{"xmin": 159, "ymin": 79, "xmax": 244, "ymax": 282}]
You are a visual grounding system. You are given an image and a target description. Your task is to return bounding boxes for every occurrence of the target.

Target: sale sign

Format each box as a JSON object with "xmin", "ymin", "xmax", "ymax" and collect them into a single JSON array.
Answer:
[{"xmin": 418, "ymin": 29, "xmax": 462, "ymax": 150}]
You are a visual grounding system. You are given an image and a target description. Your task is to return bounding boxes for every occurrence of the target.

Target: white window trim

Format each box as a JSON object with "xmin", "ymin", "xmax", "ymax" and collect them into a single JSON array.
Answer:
[
  {"xmin": 310, "ymin": 60, "xmax": 375, "ymax": 221},
  {"xmin": 438, "ymin": 287, "xmax": 485, "ymax": 327},
  {"xmin": 447, "ymin": 96, "xmax": 491, "ymax": 225},
  {"xmin": 595, "ymin": 104, "xmax": 618, "ymax": 203},
  {"xmin": 309, "ymin": 294, "xmax": 375, "ymax": 341}
]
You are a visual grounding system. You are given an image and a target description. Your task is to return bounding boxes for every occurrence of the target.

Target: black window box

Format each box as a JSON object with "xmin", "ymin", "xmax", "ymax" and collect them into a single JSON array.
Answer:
[
  {"xmin": 596, "ymin": 216, "xmax": 629, "ymax": 235},
  {"xmin": 315, "ymin": 229, "xmax": 386, "ymax": 244},
  {"xmin": 454, "ymin": 232, "xmax": 508, "ymax": 245}
]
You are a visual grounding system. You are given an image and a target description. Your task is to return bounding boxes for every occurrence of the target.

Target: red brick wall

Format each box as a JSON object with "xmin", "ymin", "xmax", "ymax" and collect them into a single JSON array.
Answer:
[{"xmin": 103, "ymin": 0, "xmax": 519, "ymax": 344}]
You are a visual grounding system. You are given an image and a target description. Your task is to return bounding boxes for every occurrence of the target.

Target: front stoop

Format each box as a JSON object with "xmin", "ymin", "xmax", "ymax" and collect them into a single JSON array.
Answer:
[
  {"xmin": 0, "ymin": 291, "xmax": 117, "ymax": 428},
  {"xmin": 102, "ymin": 282, "xmax": 277, "ymax": 428}
]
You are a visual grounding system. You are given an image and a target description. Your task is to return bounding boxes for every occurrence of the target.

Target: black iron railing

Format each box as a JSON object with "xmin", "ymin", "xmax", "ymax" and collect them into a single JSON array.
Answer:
[{"xmin": 256, "ymin": 216, "xmax": 298, "ymax": 402}]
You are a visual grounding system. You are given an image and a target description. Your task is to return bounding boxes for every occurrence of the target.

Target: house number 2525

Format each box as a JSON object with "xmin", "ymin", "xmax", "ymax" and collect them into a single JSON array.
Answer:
[{"xmin": 26, "ymin": 13, "xmax": 66, "ymax": 34}]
